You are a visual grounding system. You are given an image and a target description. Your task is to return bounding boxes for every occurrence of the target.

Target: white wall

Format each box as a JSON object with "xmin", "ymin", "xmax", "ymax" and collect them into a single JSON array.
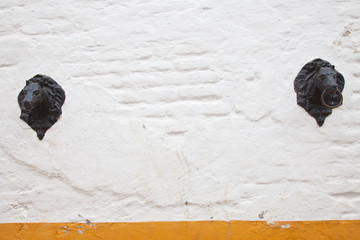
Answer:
[{"xmin": 0, "ymin": 0, "xmax": 360, "ymax": 223}]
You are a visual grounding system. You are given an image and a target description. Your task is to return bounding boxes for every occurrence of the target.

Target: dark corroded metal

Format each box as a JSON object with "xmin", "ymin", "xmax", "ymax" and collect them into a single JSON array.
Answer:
[
  {"xmin": 294, "ymin": 58, "xmax": 345, "ymax": 126},
  {"xmin": 18, "ymin": 74, "xmax": 65, "ymax": 140}
]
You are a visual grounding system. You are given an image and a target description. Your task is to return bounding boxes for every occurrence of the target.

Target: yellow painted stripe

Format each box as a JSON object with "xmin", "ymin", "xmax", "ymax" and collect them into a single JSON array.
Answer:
[{"xmin": 0, "ymin": 221, "xmax": 360, "ymax": 240}]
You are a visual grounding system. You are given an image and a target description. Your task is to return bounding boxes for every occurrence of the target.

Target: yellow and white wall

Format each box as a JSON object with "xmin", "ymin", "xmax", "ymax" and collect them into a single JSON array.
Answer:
[{"xmin": 0, "ymin": 0, "xmax": 360, "ymax": 239}]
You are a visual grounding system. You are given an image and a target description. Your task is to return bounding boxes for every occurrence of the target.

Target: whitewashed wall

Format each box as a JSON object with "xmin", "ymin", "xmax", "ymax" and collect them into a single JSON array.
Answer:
[{"xmin": 0, "ymin": 0, "xmax": 360, "ymax": 223}]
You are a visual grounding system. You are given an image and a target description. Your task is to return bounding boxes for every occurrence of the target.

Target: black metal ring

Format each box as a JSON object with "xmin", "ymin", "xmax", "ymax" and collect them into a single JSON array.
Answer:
[{"xmin": 321, "ymin": 88, "xmax": 343, "ymax": 109}]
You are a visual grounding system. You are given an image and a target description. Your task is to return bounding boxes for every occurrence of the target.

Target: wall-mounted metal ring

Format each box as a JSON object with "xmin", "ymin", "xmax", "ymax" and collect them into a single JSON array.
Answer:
[{"xmin": 321, "ymin": 88, "xmax": 343, "ymax": 109}]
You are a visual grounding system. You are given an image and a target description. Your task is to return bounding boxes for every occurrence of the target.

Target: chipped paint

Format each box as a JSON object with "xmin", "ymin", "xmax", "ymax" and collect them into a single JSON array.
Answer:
[
  {"xmin": 77, "ymin": 226, "xmax": 85, "ymax": 234},
  {"xmin": 281, "ymin": 224, "xmax": 290, "ymax": 229},
  {"xmin": 266, "ymin": 220, "xmax": 275, "ymax": 226}
]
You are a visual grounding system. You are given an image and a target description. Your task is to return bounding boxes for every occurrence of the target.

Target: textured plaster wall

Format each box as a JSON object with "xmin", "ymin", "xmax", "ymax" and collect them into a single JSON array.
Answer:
[{"xmin": 0, "ymin": 0, "xmax": 360, "ymax": 223}]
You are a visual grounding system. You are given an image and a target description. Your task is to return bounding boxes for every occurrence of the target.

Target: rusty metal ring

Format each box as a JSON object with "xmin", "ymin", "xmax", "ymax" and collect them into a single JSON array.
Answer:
[{"xmin": 321, "ymin": 88, "xmax": 343, "ymax": 109}]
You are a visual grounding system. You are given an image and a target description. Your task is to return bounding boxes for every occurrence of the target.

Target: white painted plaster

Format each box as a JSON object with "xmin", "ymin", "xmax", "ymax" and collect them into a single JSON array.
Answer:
[{"xmin": 0, "ymin": 0, "xmax": 360, "ymax": 223}]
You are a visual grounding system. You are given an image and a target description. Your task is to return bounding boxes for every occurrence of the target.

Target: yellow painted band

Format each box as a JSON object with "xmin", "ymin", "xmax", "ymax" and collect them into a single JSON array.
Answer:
[{"xmin": 1, "ymin": 221, "xmax": 360, "ymax": 240}]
